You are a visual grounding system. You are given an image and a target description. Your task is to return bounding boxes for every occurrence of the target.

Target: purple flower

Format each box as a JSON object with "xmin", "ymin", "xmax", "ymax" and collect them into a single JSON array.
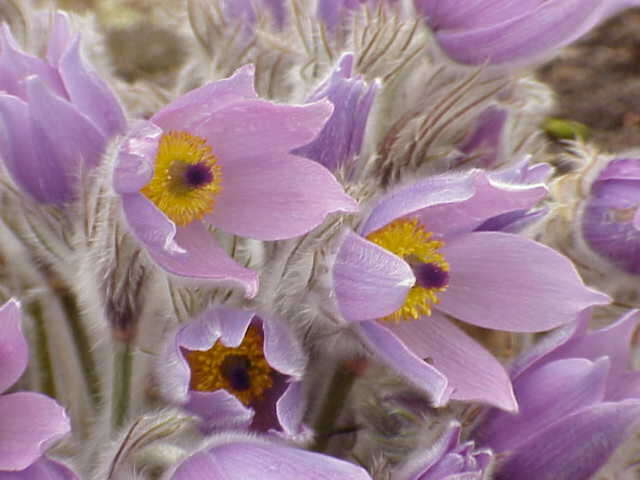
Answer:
[
  {"xmin": 415, "ymin": 0, "xmax": 640, "ymax": 65},
  {"xmin": 332, "ymin": 169, "xmax": 608, "ymax": 411},
  {"xmin": 394, "ymin": 422, "xmax": 492, "ymax": 480},
  {"xmin": 113, "ymin": 65, "xmax": 357, "ymax": 297},
  {"xmin": 293, "ymin": 53, "xmax": 378, "ymax": 174},
  {"xmin": 580, "ymin": 156, "xmax": 640, "ymax": 275},
  {"xmin": 455, "ymin": 107, "xmax": 508, "ymax": 169},
  {"xmin": 472, "ymin": 309, "xmax": 640, "ymax": 479},
  {"xmin": 169, "ymin": 433, "xmax": 372, "ymax": 480},
  {"xmin": 0, "ymin": 12, "xmax": 125, "ymax": 204},
  {"xmin": 157, "ymin": 307, "xmax": 306, "ymax": 436},
  {"xmin": 0, "ymin": 300, "xmax": 71, "ymax": 472}
]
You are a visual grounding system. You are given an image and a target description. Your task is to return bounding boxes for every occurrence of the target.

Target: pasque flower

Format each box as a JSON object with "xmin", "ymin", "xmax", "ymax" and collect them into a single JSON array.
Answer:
[
  {"xmin": 293, "ymin": 53, "xmax": 378, "ymax": 174},
  {"xmin": 473, "ymin": 309, "xmax": 640, "ymax": 479},
  {"xmin": 0, "ymin": 300, "xmax": 72, "ymax": 473},
  {"xmin": 580, "ymin": 156, "xmax": 640, "ymax": 275},
  {"xmin": 157, "ymin": 307, "xmax": 306, "ymax": 436},
  {"xmin": 169, "ymin": 433, "xmax": 372, "ymax": 480},
  {"xmin": 0, "ymin": 12, "xmax": 125, "ymax": 204},
  {"xmin": 415, "ymin": 0, "xmax": 640, "ymax": 65},
  {"xmin": 114, "ymin": 65, "xmax": 357, "ymax": 296},
  {"xmin": 393, "ymin": 422, "xmax": 492, "ymax": 480},
  {"xmin": 332, "ymin": 169, "xmax": 609, "ymax": 410}
]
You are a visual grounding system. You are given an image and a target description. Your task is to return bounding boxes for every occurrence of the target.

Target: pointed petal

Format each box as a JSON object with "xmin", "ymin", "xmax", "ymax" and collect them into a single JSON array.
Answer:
[
  {"xmin": 293, "ymin": 53, "xmax": 378, "ymax": 172},
  {"xmin": 496, "ymin": 401, "xmax": 640, "ymax": 480},
  {"xmin": 152, "ymin": 64, "xmax": 257, "ymax": 131},
  {"xmin": 433, "ymin": 0, "xmax": 638, "ymax": 65},
  {"xmin": 0, "ymin": 94, "xmax": 69, "ymax": 203},
  {"xmin": 415, "ymin": 0, "xmax": 540, "ymax": 31},
  {"xmin": 457, "ymin": 106, "xmax": 508, "ymax": 168},
  {"xmin": 185, "ymin": 390, "xmax": 254, "ymax": 431},
  {"xmin": 113, "ymin": 120, "xmax": 162, "ymax": 194},
  {"xmin": 508, "ymin": 315, "xmax": 583, "ymax": 380},
  {"xmin": 438, "ymin": 232, "xmax": 609, "ymax": 331},
  {"xmin": 26, "ymin": 75, "xmax": 106, "ymax": 171},
  {"xmin": 0, "ymin": 24, "xmax": 66, "ymax": 99},
  {"xmin": 58, "ymin": 37, "xmax": 126, "ymax": 138},
  {"xmin": 275, "ymin": 381, "xmax": 305, "ymax": 437},
  {"xmin": 361, "ymin": 170, "xmax": 545, "ymax": 238},
  {"xmin": 360, "ymin": 170, "xmax": 477, "ymax": 236},
  {"xmin": 193, "ymin": 99, "xmax": 333, "ymax": 160},
  {"xmin": 207, "ymin": 152, "xmax": 356, "ymax": 240},
  {"xmin": 357, "ymin": 320, "xmax": 451, "ymax": 406},
  {"xmin": 475, "ymin": 358, "xmax": 609, "ymax": 452},
  {"xmin": 46, "ymin": 12, "xmax": 73, "ymax": 66},
  {"xmin": 415, "ymin": 170, "xmax": 546, "ymax": 239},
  {"xmin": 208, "ymin": 308, "xmax": 255, "ymax": 347},
  {"xmin": 387, "ymin": 312, "xmax": 517, "ymax": 411},
  {"xmin": 333, "ymin": 231, "xmax": 415, "ymax": 322},
  {"xmin": 261, "ymin": 315, "xmax": 305, "ymax": 377},
  {"xmin": 543, "ymin": 310, "xmax": 640, "ymax": 387},
  {"xmin": 0, "ymin": 457, "xmax": 78, "ymax": 479},
  {"xmin": 122, "ymin": 194, "xmax": 258, "ymax": 297},
  {"xmin": 0, "ymin": 300, "xmax": 26, "ymax": 393},
  {"xmin": 0, "ymin": 392, "xmax": 70, "ymax": 471},
  {"xmin": 474, "ymin": 207, "xmax": 548, "ymax": 234},
  {"xmin": 171, "ymin": 438, "xmax": 373, "ymax": 480}
]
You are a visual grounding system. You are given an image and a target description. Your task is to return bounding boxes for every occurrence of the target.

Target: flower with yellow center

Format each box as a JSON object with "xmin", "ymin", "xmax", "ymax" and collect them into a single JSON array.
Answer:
[
  {"xmin": 183, "ymin": 326, "xmax": 273, "ymax": 406},
  {"xmin": 366, "ymin": 218, "xmax": 449, "ymax": 322},
  {"xmin": 141, "ymin": 131, "xmax": 222, "ymax": 226}
]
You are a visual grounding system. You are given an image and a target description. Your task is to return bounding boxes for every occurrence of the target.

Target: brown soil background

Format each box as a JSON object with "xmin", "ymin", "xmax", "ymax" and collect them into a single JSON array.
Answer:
[{"xmin": 538, "ymin": 8, "xmax": 640, "ymax": 153}]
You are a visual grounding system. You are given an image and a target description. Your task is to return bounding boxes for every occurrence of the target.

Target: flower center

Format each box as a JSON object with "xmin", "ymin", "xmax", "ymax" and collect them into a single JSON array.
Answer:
[
  {"xmin": 366, "ymin": 218, "xmax": 449, "ymax": 322},
  {"xmin": 183, "ymin": 326, "xmax": 273, "ymax": 406},
  {"xmin": 141, "ymin": 131, "xmax": 222, "ymax": 226}
]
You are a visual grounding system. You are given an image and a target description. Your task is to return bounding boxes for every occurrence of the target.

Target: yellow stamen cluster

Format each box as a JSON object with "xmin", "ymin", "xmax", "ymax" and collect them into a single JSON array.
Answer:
[
  {"xmin": 366, "ymin": 218, "xmax": 449, "ymax": 322},
  {"xmin": 184, "ymin": 326, "xmax": 273, "ymax": 406},
  {"xmin": 141, "ymin": 130, "xmax": 222, "ymax": 226}
]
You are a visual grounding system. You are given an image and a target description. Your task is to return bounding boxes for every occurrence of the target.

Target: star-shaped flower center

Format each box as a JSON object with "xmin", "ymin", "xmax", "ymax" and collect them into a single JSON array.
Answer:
[{"xmin": 183, "ymin": 326, "xmax": 273, "ymax": 406}]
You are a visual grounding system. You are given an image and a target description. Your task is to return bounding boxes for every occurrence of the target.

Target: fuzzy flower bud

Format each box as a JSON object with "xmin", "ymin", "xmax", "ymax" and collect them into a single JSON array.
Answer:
[
  {"xmin": 293, "ymin": 53, "xmax": 378, "ymax": 174},
  {"xmin": 580, "ymin": 156, "xmax": 640, "ymax": 275}
]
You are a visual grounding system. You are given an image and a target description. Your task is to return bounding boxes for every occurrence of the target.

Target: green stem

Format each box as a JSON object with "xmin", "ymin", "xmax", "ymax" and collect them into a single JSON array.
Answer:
[
  {"xmin": 27, "ymin": 301, "xmax": 56, "ymax": 399},
  {"xmin": 58, "ymin": 289, "xmax": 102, "ymax": 406},
  {"xmin": 112, "ymin": 340, "xmax": 133, "ymax": 429},
  {"xmin": 311, "ymin": 363, "xmax": 358, "ymax": 453}
]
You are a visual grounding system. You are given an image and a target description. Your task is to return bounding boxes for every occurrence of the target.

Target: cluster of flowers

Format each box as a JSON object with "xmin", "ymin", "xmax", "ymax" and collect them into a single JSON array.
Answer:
[{"xmin": 1, "ymin": 0, "xmax": 640, "ymax": 479}]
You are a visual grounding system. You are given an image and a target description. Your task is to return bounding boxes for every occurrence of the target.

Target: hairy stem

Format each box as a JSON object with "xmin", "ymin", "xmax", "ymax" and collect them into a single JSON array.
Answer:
[{"xmin": 311, "ymin": 362, "xmax": 358, "ymax": 453}]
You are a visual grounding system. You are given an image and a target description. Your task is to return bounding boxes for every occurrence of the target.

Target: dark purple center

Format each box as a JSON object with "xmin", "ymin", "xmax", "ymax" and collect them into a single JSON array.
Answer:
[
  {"xmin": 184, "ymin": 163, "xmax": 214, "ymax": 188},
  {"xmin": 220, "ymin": 355, "xmax": 251, "ymax": 391},
  {"xmin": 413, "ymin": 263, "xmax": 449, "ymax": 289}
]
